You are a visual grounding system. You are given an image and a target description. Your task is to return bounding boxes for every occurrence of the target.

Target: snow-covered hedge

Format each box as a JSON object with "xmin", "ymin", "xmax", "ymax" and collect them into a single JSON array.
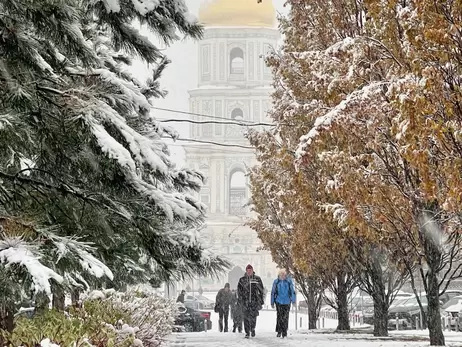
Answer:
[
  {"xmin": 83, "ymin": 288, "xmax": 179, "ymax": 347},
  {"xmin": 0, "ymin": 288, "xmax": 178, "ymax": 347}
]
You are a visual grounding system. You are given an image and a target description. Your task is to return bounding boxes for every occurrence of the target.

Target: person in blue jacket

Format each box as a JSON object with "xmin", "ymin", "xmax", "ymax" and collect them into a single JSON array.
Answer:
[{"xmin": 271, "ymin": 269, "xmax": 296, "ymax": 338}]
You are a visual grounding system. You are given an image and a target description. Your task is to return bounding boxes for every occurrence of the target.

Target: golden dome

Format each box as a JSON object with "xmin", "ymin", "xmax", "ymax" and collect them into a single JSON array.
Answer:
[{"xmin": 199, "ymin": 0, "xmax": 276, "ymax": 28}]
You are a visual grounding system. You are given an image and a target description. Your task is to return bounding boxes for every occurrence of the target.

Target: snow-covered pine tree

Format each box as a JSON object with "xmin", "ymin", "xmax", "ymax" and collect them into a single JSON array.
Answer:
[{"xmin": 0, "ymin": 0, "xmax": 229, "ymax": 329}]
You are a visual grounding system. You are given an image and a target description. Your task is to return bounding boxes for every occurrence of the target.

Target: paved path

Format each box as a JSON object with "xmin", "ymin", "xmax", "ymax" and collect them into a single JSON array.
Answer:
[{"xmin": 167, "ymin": 332, "xmax": 291, "ymax": 347}]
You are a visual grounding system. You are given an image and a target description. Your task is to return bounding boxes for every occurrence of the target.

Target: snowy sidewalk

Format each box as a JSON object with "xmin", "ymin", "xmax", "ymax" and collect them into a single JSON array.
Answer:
[
  {"xmin": 166, "ymin": 310, "xmax": 462, "ymax": 347},
  {"xmin": 167, "ymin": 330, "xmax": 462, "ymax": 347},
  {"xmin": 167, "ymin": 330, "xmax": 442, "ymax": 347}
]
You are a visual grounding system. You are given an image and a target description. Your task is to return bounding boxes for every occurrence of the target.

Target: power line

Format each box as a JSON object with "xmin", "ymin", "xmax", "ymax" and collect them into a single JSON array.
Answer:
[
  {"xmin": 159, "ymin": 118, "xmax": 272, "ymax": 127},
  {"xmin": 161, "ymin": 137, "xmax": 254, "ymax": 150},
  {"xmin": 166, "ymin": 142, "xmax": 255, "ymax": 153},
  {"xmin": 153, "ymin": 106, "xmax": 274, "ymax": 126}
]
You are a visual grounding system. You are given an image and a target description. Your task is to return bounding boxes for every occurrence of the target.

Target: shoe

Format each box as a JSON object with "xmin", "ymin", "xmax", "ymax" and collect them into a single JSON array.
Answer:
[
  {"xmin": 245, "ymin": 334, "xmax": 250, "ymax": 339},
  {"xmin": 232, "ymin": 328, "xmax": 236, "ymax": 333},
  {"xmin": 282, "ymin": 332, "xmax": 287, "ymax": 338},
  {"xmin": 277, "ymin": 333, "xmax": 281, "ymax": 337},
  {"xmin": 251, "ymin": 330, "xmax": 255, "ymax": 337},
  {"xmin": 224, "ymin": 328, "xmax": 228, "ymax": 332}
]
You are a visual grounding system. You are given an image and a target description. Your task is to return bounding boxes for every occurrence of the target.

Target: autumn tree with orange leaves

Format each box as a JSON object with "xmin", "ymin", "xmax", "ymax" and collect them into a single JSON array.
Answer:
[
  {"xmin": 249, "ymin": 0, "xmax": 416, "ymax": 336},
  {"xmin": 247, "ymin": 128, "xmax": 356, "ymax": 330},
  {"xmin": 281, "ymin": 0, "xmax": 462, "ymax": 345}
]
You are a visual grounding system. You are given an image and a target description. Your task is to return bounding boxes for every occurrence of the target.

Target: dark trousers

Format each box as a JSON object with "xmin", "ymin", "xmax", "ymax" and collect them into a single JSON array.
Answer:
[
  {"xmin": 218, "ymin": 308, "xmax": 229, "ymax": 332},
  {"xmin": 233, "ymin": 316, "xmax": 243, "ymax": 332},
  {"xmin": 276, "ymin": 304, "xmax": 290, "ymax": 335},
  {"xmin": 243, "ymin": 307, "xmax": 257, "ymax": 335}
]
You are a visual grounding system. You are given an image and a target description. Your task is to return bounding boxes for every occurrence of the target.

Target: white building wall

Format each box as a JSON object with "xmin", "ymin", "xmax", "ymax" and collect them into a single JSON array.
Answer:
[{"xmin": 184, "ymin": 25, "xmax": 280, "ymax": 291}]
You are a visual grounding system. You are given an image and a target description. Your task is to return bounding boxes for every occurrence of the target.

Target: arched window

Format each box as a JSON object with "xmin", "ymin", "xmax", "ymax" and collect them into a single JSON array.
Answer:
[
  {"xmin": 230, "ymin": 48, "xmax": 244, "ymax": 75},
  {"xmin": 231, "ymin": 108, "xmax": 244, "ymax": 121},
  {"xmin": 232, "ymin": 245, "xmax": 242, "ymax": 254},
  {"xmin": 229, "ymin": 170, "xmax": 247, "ymax": 216}
]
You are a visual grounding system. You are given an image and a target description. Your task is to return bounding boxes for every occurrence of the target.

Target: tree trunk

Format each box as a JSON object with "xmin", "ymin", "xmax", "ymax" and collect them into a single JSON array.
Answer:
[
  {"xmin": 416, "ymin": 207, "xmax": 444, "ymax": 346},
  {"xmin": 369, "ymin": 253, "xmax": 389, "ymax": 337},
  {"xmin": 34, "ymin": 292, "xmax": 50, "ymax": 314},
  {"xmin": 307, "ymin": 283, "xmax": 319, "ymax": 329},
  {"xmin": 52, "ymin": 287, "xmax": 65, "ymax": 311},
  {"xmin": 426, "ymin": 246, "xmax": 444, "ymax": 345},
  {"xmin": 294, "ymin": 274, "xmax": 323, "ymax": 330},
  {"xmin": 0, "ymin": 304, "xmax": 14, "ymax": 332},
  {"xmin": 71, "ymin": 289, "xmax": 81, "ymax": 308},
  {"xmin": 336, "ymin": 274, "xmax": 350, "ymax": 331},
  {"xmin": 372, "ymin": 296, "xmax": 388, "ymax": 336}
]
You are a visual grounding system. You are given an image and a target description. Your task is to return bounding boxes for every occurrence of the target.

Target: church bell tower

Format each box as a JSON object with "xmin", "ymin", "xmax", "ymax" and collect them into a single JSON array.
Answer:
[{"xmin": 185, "ymin": 0, "xmax": 280, "ymax": 290}]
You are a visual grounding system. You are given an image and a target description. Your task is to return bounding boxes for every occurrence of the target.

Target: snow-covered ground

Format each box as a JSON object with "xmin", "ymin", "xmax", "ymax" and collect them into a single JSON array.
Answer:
[{"xmin": 167, "ymin": 310, "xmax": 462, "ymax": 347}]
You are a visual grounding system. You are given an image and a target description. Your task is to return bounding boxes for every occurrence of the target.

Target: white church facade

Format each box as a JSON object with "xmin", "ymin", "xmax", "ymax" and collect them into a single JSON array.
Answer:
[{"xmin": 183, "ymin": 0, "xmax": 280, "ymax": 291}]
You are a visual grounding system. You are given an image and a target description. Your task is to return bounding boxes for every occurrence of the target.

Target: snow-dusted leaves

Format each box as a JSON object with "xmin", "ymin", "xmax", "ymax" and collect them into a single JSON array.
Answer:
[
  {"xmin": 0, "ymin": 237, "xmax": 63, "ymax": 295},
  {"xmin": 48, "ymin": 233, "xmax": 114, "ymax": 281}
]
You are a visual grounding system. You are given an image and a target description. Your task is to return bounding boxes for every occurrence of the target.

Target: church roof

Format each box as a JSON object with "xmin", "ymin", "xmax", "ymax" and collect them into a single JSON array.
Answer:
[{"xmin": 198, "ymin": 0, "xmax": 276, "ymax": 28}]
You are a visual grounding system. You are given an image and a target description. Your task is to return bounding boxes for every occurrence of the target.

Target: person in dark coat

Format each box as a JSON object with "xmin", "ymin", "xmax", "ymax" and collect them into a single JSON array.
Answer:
[
  {"xmin": 176, "ymin": 290, "xmax": 186, "ymax": 303},
  {"xmin": 230, "ymin": 289, "xmax": 243, "ymax": 333},
  {"xmin": 215, "ymin": 283, "xmax": 232, "ymax": 332},
  {"xmin": 237, "ymin": 264, "xmax": 264, "ymax": 338},
  {"xmin": 271, "ymin": 269, "xmax": 296, "ymax": 338}
]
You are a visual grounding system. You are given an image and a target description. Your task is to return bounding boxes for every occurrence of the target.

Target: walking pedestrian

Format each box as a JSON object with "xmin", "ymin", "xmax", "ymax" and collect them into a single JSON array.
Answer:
[
  {"xmin": 230, "ymin": 289, "xmax": 243, "ymax": 333},
  {"xmin": 215, "ymin": 283, "xmax": 232, "ymax": 332},
  {"xmin": 176, "ymin": 290, "xmax": 186, "ymax": 303},
  {"xmin": 237, "ymin": 264, "xmax": 264, "ymax": 339},
  {"xmin": 271, "ymin": 269, "xmax": 296, "ymax": 338}
]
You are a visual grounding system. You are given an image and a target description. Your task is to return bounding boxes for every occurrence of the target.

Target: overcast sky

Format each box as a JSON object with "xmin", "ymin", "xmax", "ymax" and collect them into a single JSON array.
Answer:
[{"xmin": 132, "ymin": 0, "xmax": 288, "ymax": 167}]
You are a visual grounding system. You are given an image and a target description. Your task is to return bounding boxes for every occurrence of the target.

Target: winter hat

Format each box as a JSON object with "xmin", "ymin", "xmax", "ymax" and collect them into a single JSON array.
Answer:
[
  {"xmin": 225, "ymin": 283, "xmax": 230, "ymax": 288},
  {"xmin": 246, "ymin": 264, "xmax": 253, "ymax": 270}
]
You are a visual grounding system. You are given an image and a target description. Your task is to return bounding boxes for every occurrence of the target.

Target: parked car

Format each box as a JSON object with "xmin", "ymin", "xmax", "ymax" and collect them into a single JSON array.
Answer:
[
  {"xmin": 184, "ymin": 294, "xmax": 215, "ymax": 310},
  {"xmin": 174, "ymin": 304, "xmax": 212, "ymax": 332},
  {"xmin": 443, "ymin": 295, "xmax": 462, "ymax": 330},
  {"xmin": 362, "ymin": 292, "xmax": 414, "ymax": 325},
  {"xmin": 388, "ymin": 290, "xmax": 462, "ymax": 330},
  {"xmin": 393, "ymin": 292, "xmax": 414, "ymax": 301},
  {"xmin": 298, "ymin": 300, "xmax": 308, "ymax": 310}
]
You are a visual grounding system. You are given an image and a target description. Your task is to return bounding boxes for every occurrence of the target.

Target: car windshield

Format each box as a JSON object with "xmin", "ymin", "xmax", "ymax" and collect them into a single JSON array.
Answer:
[
  {"xmin": 391, "ymin": 298, "xmax": 408, "ymax": 306},
  {"xmin": 184, "ymin": 301, "xmax": 201, "ymax": 309},
  {"xmin": 403, "ymin": 296, "xmax": 427, "ymax": 306},
  {"xmin": 442, "ymin": 296, "xmax": 462, "ymax": 309},
  {"xmin": 196, "ymin": 295, "xmax": 210, "ymax": 301},
  {"xmin": 395, "ymin": 294, "xmax": 413, "ymax": 299},
  {"xmin": 349, "ymin": 296, "xmax": 373, "ymax": 309}
]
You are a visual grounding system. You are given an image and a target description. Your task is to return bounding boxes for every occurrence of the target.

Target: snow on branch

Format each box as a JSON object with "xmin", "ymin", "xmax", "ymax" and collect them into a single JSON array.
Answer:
[
  {"xmin": 100, "ymin": 0, "xmax": 169, "ymax": 15},
  {"xmin": 319, "ymin": 203, "xmax": 348, "ymax": 226},
  {"xmin": 0, "ymin": 113, "xmax": 14, "ymax": 130},
  {"xmin": 131, "ymin": 0, "xmax": 160, "ymax": 16},
  {"xmin": 91, "ymin": 123, "xmax": 137, "ymax": 172},
  {"xmin": 82, "ymin": 102, "xmax": 204, "ymax": 222},
  {"xmin": 46, "ymin": 233, "xmax": 114, "ymax": 281},
  {"xmin": 0, "ymin": 237, "xmax": 63, "ymax": 294},
  {"xmin": 296, "ymin": 81, "xmax": 386, "ymax": 159}
]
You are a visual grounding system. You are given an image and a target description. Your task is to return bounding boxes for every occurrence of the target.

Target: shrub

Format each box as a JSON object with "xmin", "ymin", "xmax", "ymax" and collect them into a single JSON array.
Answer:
[
  {"xmin": 83, "ymin": 287, "xmax": 179, "ymax": 347},
  {"xmin": 0, "ymin": 287, "xmax": 178, "ymax": 347},
  {"xmin": 0, "ymin": 296, "xmax": 133, "ymax": 347}
]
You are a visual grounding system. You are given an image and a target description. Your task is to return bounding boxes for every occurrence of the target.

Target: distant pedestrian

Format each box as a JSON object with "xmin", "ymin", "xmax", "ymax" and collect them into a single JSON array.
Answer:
[
  {"xmin": 176, "ymin": 290, "xmax": 186, "ymax": 303},
  {"xmin": 271, "ymin": 269, "xmax": 296, "ymax": 338},
  {"xmin": 230, "ymin": 289, "xmax": 243, "ymax": 333},
  {"xmin": 215, "ymin": 283, "xmax": 232, "ymax": 332},
  {"xmin": 237, "ymin": 264, "xmax": 264, "ymax": 338}
]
